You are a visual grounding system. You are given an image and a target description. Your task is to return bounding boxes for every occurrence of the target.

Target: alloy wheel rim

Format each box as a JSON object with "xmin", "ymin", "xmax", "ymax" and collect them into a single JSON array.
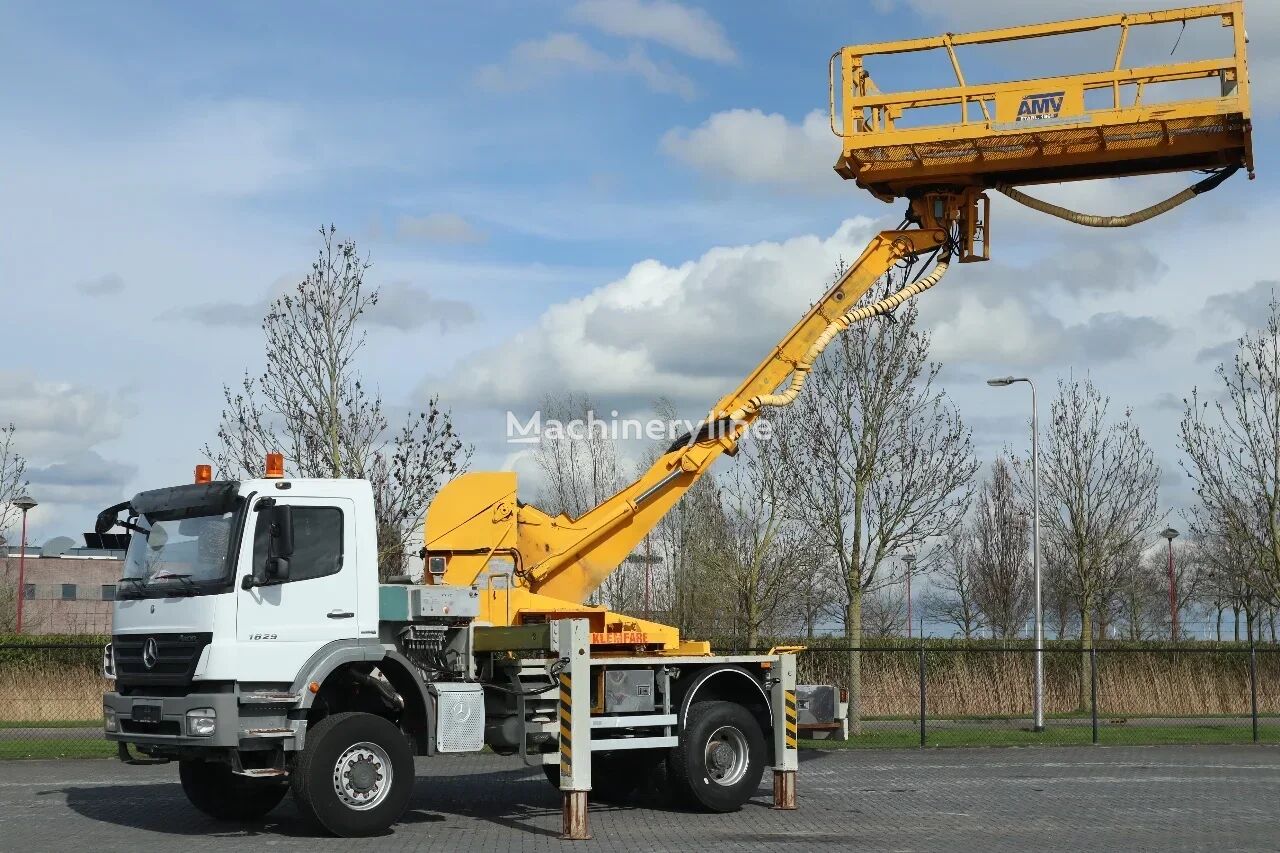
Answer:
[
  {"xmin": 703, "ymin": 725, "xmax": 749, "ymax": 787},
  {"xmin": 333, "ymin": 741, "xmax": 393, "ymax": 811}
]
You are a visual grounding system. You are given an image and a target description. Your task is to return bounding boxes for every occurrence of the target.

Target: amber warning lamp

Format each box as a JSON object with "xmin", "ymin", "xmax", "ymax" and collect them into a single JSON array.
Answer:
[
  {"xmin": 194, "ymin": 464, "xmax": 212, "ymax": 484},
  {"xmin": 265, "ymin": 452, "xmax": 285, "ymax": 479}
]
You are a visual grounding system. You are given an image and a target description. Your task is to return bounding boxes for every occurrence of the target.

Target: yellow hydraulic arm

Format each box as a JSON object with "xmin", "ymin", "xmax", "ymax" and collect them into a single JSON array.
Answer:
[
  {"xmin": 424, "ymin": 2, "xmax": 1252, "ymax": 652},
  {"xmin": 424, "ymin": 194, "xmax": 974, "ymax": 651}
]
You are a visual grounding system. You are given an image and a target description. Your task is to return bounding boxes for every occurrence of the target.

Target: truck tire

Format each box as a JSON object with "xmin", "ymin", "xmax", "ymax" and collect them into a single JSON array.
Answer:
[
  {"xmin": 178, "ymin": 759, "xmax": 287, "ymax": 821},
  {"xmin": 540, "ymin": 751, "xmax": 661, "ymax": 803},
  {"xmin": 667, "ymin": 700, "xmax": 765, "ymax": 812},
  {"xmin": 291, "ymin": 712, "xmax": 414, "ymax": 837}
]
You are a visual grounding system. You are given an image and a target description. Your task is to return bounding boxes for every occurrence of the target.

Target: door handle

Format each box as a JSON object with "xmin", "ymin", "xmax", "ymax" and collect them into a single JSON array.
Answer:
[{"xmin": 327, "ymin": 609, "xmax": 355, "ymax": 619}]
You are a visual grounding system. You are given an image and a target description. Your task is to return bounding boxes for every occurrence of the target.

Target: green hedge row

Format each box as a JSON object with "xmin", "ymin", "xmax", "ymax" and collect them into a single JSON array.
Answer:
[
  {"xmin": 0, "ymin": 634, "xmax": 108, "ymax": 647},
  {"xmin": 0, "ymin": 634, "xmax": 107, "ymax": 668}
]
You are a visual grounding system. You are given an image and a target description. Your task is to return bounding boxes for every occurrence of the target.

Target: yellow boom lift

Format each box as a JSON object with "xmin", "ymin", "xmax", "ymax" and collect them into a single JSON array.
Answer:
[{"xmin": 424, "ymin": 2, "xmax": 1253, "ymax": 654}]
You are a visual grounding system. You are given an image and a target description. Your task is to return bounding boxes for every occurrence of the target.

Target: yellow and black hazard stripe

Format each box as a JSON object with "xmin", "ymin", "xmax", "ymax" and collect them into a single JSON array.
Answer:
[
  {"xmin": 783, "ymin": 690, "xmax": 798, "ymax": 750},
  {"xmin": 559, "ymin": 672, "xmax": 573, "ymax": 778}
]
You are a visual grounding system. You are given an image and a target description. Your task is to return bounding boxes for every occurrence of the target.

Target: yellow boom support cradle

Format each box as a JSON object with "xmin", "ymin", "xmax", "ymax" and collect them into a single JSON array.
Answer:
[
  {"xmin": 830, "ymin": 2, "xmax": 1253, "ymax": 200},
  {"xmin": 424, "ymin": 3, "xmax": 1253, "ymax": 653}
]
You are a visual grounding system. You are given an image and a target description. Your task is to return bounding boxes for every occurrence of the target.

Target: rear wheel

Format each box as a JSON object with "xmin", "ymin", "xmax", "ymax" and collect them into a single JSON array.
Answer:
[
  {"xmin": 291, "ymin": 712, "xmax": 415, "ymax": 837},
  {"xmin": 178, "ymin": 759, "xmax": 287, "ymax": 821},
  {"xmin": 667, "ymin": 701, "xmax": 765, "ymax": 812}
]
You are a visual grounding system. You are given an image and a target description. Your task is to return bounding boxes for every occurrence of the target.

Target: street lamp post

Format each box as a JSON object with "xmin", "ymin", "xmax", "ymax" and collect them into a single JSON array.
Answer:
[
  {"xmin": 1161, "ymin": 527, "xmax": 1180, "ymax": 641},
  {"xmin": 988, "ymin": 376, "xmax": 1044, "ymax": 732},
  {"xmin": 13, "ymin": 495, "xmax": 37, "ymax": 634},
  {"xmin": 903, "ymin": 553, "xmax": 917, "ymax": 639}
]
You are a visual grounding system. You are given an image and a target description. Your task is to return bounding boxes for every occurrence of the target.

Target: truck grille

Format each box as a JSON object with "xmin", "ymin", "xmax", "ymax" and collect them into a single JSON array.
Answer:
[{"xmin": 112, "ymin": 632, "xmax": 212, "ymax": 688}]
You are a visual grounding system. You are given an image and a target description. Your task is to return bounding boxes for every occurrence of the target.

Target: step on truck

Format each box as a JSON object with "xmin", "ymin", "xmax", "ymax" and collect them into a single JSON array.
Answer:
[{"xmin": 99, "ymin": 0, "xmax": 1252, "ymax": 840}]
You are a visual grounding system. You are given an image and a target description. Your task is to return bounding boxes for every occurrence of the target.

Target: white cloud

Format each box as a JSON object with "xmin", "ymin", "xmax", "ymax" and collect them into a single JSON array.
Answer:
[
  {"xmin": 25, "ymin": 450, "xmax": 136, "ymax": 510},
  {"xmin": 365, "ymin": 281, "xmax": 476, "ymax": 332},
  {"xmin": 74, "ymin": 273, "xmax": 125, "ymax": 296},
  {"xmin": 0, "ymin": 371, "xmax": 136, "ymax": 459},
  {"xmin": 569, "ymin": 0, "xmax": 737, "ymax": 64},
  {"xmin": 164, "ymin": 275, "xmax": 474, "ymax": 333},
  {"xmin": 1204, "ymin": 280, "xmax": 1279, "ymax": 326},
  {"xmin": 476, "ymin": 33, "xmax": 695, "ymax": 99},
  {"xmin": 396, "ymin": 213, "xmax": 486, "ymax": 244},
  {"xmin": 0, "ymin": 373, "xmax": 139, "ymax": 539},
  {"xmin": 440, "ymin": 218, "xmax": 1172, "ymax": 418},
  {"xmin": 661, "ymin": 108, "xmax": 835, "ymax": 192}
]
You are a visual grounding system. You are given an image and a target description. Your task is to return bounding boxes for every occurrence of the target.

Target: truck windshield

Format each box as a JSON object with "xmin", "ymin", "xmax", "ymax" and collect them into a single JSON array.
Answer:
[{"xmin": 120, "ymin": 506, "xmax": 242, "ymax": 597}]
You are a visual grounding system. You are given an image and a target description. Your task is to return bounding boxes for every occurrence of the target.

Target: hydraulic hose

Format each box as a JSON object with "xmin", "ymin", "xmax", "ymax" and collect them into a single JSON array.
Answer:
[
  {"xmin": 725, "ymin": 253, "xmax": 951, "ymax": 422},
  {"xmin": 996, "ymin": 166, "xmax": 1238, "ymax": 228},
  {"xmin": 718, "ymin": 167, "xmax": 1238, "ymax": 425}
]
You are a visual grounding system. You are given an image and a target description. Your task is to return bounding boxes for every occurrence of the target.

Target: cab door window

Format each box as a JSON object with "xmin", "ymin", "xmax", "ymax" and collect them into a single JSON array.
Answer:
[{"xmin": 251, "ymin": 505, "xmax": 343, "ymax": 582}]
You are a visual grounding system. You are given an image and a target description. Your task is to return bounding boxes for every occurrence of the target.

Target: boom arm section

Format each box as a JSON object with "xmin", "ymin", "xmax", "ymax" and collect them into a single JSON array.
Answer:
[{"xmin": 426, "ymin": 204, "xmax": 960, "ymax": 620}]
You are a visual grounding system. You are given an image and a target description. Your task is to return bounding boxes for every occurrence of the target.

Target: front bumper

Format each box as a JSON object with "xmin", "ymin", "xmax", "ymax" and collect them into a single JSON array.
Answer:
[{"xmin": 104, "ymin": 690, "xmax": 303, "ymax": 750}]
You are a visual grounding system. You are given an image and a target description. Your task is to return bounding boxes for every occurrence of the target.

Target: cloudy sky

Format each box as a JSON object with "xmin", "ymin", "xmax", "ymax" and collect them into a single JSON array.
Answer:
[{"xmin": 2, "ymin": 0, "xmax": 1277, "ymax": 545}]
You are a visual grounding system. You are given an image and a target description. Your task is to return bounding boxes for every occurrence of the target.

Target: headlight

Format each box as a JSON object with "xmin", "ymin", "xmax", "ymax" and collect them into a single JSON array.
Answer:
[
  {"xmin": 103, "ymin": 705, "xmax": 118, "ymax": 733},
  {"xmin": 185, "ymin": 708, "xmax": 216, "ymax": 737},
  {"xmin": 102, "ymin": 643, "xmax": 115, "ymax": 679}
]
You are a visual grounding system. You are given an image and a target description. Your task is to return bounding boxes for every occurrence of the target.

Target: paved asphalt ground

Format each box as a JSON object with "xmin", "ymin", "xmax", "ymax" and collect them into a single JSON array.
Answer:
[{"xmin": 1, "ymin": 746, "xmax": 1277, "ymax": 852}]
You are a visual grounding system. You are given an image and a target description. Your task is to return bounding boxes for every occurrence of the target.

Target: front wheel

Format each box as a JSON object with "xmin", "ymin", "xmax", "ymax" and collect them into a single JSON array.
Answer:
[
  {"xmin": 291, "ymin": 712, "xmax": 415, "ymax": 837},
  {"xmin": 178, "ymin": 759, "xmax": 287, "ymax": 821},
  {"xmin": 667, "ymin": 701, "xmax": 766, "ymax": 812}
]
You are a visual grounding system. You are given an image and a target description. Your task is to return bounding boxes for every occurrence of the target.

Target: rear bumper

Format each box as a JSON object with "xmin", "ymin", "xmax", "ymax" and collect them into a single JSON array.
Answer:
[{"xmin": 104, "ymin": 690, "xmax": 301, "ymax": 750}]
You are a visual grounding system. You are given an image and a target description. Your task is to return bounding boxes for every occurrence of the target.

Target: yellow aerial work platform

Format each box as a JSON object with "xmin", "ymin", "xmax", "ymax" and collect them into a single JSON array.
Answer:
[{"xmin": 830, "ymin": 2, "xmax": 1254, "ymax": 202}]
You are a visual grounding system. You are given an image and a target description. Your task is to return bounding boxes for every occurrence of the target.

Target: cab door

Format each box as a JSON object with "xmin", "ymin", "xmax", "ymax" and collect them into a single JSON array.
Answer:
[{"xmin": 235, "ymin": 495, "xmax": 359, "ymax": 681}]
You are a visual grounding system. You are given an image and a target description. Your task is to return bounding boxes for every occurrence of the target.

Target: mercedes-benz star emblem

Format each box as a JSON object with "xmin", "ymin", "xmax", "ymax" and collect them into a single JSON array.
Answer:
[{"xmin": 142, "ymin": 637, "xmax": 159, "ymax": 670}]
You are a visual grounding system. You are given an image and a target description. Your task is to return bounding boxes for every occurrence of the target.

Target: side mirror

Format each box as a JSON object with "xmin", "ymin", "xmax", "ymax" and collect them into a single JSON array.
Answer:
[
  {"xmin": 94, "ymin": 510, "xmax": 117, "ymax": 535},
  {"xmin": 266, "ymin": 504, "xmax": 294, "ymax": 580}
]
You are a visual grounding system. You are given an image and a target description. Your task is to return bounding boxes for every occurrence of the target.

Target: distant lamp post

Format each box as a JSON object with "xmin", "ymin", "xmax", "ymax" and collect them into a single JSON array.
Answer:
[
  {"xmin": 987, "ymin": 375, "xmax": 1044, "ymax": 732},
  {"xmin": 625, "ymin": 550, "xmax": 664, "ymax": 622},
  {"xmin": 1161, "ymin": 527, "xmax": 1180, "ymax": 641},
  {"xmin": 902, "ymin": 553, "xmax": 917, "ymax": 639},
  {"xmin": 13, "ymin": 495, "xmax": 37, "ymax": 634}
]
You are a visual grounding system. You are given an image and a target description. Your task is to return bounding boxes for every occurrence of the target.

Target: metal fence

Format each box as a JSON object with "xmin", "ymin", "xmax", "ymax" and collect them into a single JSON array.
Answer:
[
  {"xmin": 0, "ymin": 642, "xmax": 110, "ymax": 758},
  {"xmin": 0, "ymin": 640, "xmax": 1277, "ymax": 758},
  {"xmin": 786, "ymin": 643, "xmax": 1280, "ymax": 748}
]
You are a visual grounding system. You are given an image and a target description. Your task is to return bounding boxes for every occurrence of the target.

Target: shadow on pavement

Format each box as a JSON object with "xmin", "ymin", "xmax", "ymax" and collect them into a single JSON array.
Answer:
[{"xmin": 45, "ymin": 761, "xmax": 781, "ymax": 840}]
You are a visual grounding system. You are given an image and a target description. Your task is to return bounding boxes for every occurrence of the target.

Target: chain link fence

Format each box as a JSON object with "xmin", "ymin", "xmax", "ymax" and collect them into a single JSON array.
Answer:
[
  {"xmin": 1, "ymin": 638, "xmax": 1277, "ymax": 757},
  {"xmin": 0, "ymin": 639, "xmax": 111, "ymax": 758},
  {"xmin": 787, "ymin": 642, "xmax": 1280, "ymax": 748}
]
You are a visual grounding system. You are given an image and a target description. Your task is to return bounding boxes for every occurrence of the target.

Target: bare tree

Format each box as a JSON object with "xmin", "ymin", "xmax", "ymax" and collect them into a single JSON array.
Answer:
[
  {"xmin": 0, "ymin": 426, "xmax": 28, "ymax": 630},
  {"xmin": 1013, "ymin": 376, "xmax": 1160, "ymax": 706},
  {"xmin": 775, "ymin": 275, "xmax": 977, "ymax": 732},
  {"xmin": 1110, "ymin": 540, "xmax": 1164, "ymax": 641},
  {"xmin": 861, "ymin": 584, "xmax": 907, "ymax": 639},
  {"xmin": 0, "ymin": 424, "xmax": 28, "ymax": 543},
  {"xmin": 204, "ymin": 226, "xmax": 471, "ymax": 579},
  {"xmin": 1181, "ymin": 294, "xmax": 1280, "ymax": 608},
  {"xmin": 699, "ymin": 430, "xmax": 818, "ymax": 649},
  {"xmin": 635, "ymin": 399, "xmax": 725, "ymax": 636},
  {"xmin": 969, "ymin": 457, "xmax": 1032, "ymax": 638},
  {"xmin": 924, "ymin": 531, "xmax": 983, "ymax": 639},
  {"xmin": 531, "ymin": 393, "xmax": 638, "ymax": 611},
  {"xmin": 534, "ymin": 393, "xmax": 624, "ymax": 519},
  {"xmin": 1041, "ymin": 540, "xmax": 1078, "ymax": 640},
  {"xmin": 787, "ymin": 557, "xmax": 836, "ymax": 640},
  {"xmin": 1189, "ymin": 501, "xmax": 1268, "ymax": 642}
]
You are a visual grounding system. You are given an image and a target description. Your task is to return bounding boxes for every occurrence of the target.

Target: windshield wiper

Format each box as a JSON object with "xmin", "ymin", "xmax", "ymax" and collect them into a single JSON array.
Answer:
[
  {"xmin": 151, "ymin": 573, "xmax": 200, "ymax": 596},
  {"xmin": 116, "ymin": 577, "xmax": 146, "ymax": 599}
]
